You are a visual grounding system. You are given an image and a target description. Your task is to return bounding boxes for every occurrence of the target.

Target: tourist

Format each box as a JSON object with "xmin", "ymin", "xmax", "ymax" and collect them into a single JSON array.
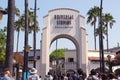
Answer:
[
  {"xmin": 82, "ymin": 72, "xmax": 87, "ymax": 80},
  {"xmin": 44, "ymin": 72, "xmax": 53, "ymax": 80},
  {"xmin": 71, "ymin": 72, "xmax": 78, "ymax": 80},
  {"xmin": 77, "ymin": 68, "xmax": 84, "ymax": 80},
  {"xmin": 99, "ymin": 73, "xmax": 108, "ymax": 80},
  {"xmin": 27, "ymin": 68, "xmax": 40, "ymax": 80},
  {"xmin": 87, "ymin": 69, "xmax": 99, "ymax": 80},
  {"xmin": 2, "ymin": 68, "xmax": 11, "ymax": 80},
  {"xmin": 66, "ymin": 73, "xmax": 73, "ymax": 80},
  {"xmin": 53, "ymin": 74, "xmax": 58, "ymax": 80}
]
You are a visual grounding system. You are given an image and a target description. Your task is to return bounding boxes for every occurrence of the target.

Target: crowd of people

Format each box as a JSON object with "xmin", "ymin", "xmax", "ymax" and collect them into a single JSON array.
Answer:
[
  {"xmin": 87, "ymin": 69, "xmax": 120, "ymax": 80},
  {"xmin": 1, "ymin": 68, "xmax": 120, "ymax": 80},
  {"xmin": 43, "ymin": 68, "xmax": 120, "ymax": 80}
]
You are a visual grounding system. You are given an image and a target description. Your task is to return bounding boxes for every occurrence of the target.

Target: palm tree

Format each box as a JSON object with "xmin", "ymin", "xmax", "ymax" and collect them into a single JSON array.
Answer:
[
  {"xmin": 95, "ymin": 26, "xmax": 107, "ymax": 38},
  {"xmin": 87, "ymin": 6, "xmax": 99, "ymax": 50},
  {"xmin": 14, "ymin": 17, "xmax": 24, "ymax": 52},
  {"xmin": 5, "ymin": 0, "xmax": 15, "ymax": 73},
  {"xmin": 13, "ymin": 7, "xmax": 21, "ymax": 52},
  {"xmin": 14, "ymin": 10, "xmax": 39, "ymax": 52},
  {"xmin": 20, "ymin": 10, "xmax": 39, "ymax": 33},
  {"xmin": 102, "ymin": 13, "xmax": 116, "ymax": 52},
  {"xmin": 27, "ymin": 10, "xmax": 39, "ymax": 68},
  {"xmin": 5, "ymin": 7, "xmax": 20, "ymax": 18},
  {"xmin": 14, "ymin": 7, "xmax": 20, "ymax": 17},
  {"xmin": 5, "ymin": 7, "xmax": 21, "ymax": 52}
]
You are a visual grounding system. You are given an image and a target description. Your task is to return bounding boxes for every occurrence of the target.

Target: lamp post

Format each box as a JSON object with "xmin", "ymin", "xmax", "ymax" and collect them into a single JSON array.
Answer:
[
  {"xmin": 33, "ymin": 0, "xmax": 39, "ymax": 68},
  {"xmin": 107, "ymin": 55, "xmax": 112, "ymax": 73},
  {"xmin": 23, "ymin": 45, "xmax": 31, "ymax": 80},
  {"xmin": 30, "ymin": 0, "xmax": 39, "ymax": 68},
  {"xmin": 33, "ymin": 0, "xmax": 37, "ymax": 68},
  {"xmin": 22, "ymin": 0, "xmax": 29, "ymax": 80},
  {"xmin": 99, "ymin": 0, "xmax": 105, "ymax": 74}
]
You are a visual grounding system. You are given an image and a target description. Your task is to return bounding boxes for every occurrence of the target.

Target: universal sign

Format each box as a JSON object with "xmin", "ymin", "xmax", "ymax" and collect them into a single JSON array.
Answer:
[{"xmin": 54, "ymin": 15, "xmax": 73, "ymax": 28}]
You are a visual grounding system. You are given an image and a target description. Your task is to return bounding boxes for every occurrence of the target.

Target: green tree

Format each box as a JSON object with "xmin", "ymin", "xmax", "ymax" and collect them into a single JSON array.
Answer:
[
  {"xmin": 87, "ymin": 6, "xmax": 99, "ymax": 50},
  {"xmin": 0, "ymin": 28, "xmax": 6, "ymax": 63},
  {"xmin": 50, "ymin": 49, "xmax": 65, "ymax": 62},
  {"xmin": 102, "ymin": 13, "xmax": 116, "ymax": 51}
]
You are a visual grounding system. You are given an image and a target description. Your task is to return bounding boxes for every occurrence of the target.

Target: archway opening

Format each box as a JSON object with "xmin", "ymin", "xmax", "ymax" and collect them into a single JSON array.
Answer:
[
  {"xmin": 49, "ymin": 38, "xmax": 77, "ymax": 75},
  {"xmin": 50, "ymin": 38, "xmax": 76, "ymax": 52}
]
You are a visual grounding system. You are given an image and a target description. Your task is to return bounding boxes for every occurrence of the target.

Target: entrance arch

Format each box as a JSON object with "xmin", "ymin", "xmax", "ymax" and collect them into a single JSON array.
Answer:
[
  {"xmin": 40, "ymin": 8, "xmax": 88, "ymax": 78},
  {"xmin": 50, "ymin": 34, "xmax": 79, "ymax": 49}
]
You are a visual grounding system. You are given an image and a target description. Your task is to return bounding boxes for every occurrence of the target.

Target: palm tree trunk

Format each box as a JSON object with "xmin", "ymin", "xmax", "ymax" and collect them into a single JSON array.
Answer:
[
  {"xmin": 33, "ymin": 0, "xmax": 37, "ymax": 68},
  {"xmin": 16, "ymin": 29, "xmax": 20, "ymax": 52},
  {"xmin": 106, "ymin": 23, "xmax": 109, "ymax": 52},
  {"xmin": 94, "ymin": 24, "xmax": 97, "ymax": 50},
  {"xmin": 5, "ymin": 0, "xmax": 15, "ymax": 73}
]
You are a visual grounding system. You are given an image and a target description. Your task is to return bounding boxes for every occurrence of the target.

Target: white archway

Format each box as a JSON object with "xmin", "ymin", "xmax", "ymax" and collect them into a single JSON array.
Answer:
[{"xmin": 40, "ymin": 8, "xmax": 88, "ymax": 78}]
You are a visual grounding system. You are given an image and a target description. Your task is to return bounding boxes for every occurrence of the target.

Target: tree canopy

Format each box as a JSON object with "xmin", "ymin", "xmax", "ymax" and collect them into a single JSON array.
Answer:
[
  {"xmin": 0, "ymin": 28, "xmax": 6, "ymax": 63},
  {"xmin": 50, "ymin": 48, "xmax": 65, "ymax": 62}
]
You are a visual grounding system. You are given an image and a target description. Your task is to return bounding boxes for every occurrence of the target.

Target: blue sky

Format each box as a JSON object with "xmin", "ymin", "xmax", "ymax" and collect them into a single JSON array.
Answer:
[{"xmin": 0, "ymin": 0, "xmax": 120, "ymax": 52}]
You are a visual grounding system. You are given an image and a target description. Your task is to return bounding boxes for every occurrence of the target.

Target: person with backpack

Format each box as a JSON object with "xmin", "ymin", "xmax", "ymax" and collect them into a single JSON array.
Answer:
[
  {"xmin": 77, "ymin": 68, "xmax": 84, "ymax": 80},
  {"xmin": 87, "ymin": 69, "xmax": 99, "ymax": 80},
  {"xmin": 44, "ymin": 72, "xmax": 53, "ymax": 80},
  {"xmin": 27, "ymin": 68, "xmax": 40, "ymax": 80}
]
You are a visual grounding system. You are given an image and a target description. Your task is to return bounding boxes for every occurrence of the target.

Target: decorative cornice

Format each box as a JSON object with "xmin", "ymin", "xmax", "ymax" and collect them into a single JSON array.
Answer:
[{"xmin": 48, "ymin": 8, "xmax": 79, "ymax": 13}]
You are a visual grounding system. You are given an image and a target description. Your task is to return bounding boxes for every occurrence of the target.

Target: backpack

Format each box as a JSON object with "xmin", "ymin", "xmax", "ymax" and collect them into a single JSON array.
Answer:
[{"xmin": 28, "ymin": 75, "xmax": 38, "ymax": 80}]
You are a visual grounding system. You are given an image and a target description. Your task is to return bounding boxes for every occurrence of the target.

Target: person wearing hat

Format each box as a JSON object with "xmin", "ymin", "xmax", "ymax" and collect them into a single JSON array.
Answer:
[{"xmin": 27, "ymin": 68, "xmax": 40, "ymax": 80}]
